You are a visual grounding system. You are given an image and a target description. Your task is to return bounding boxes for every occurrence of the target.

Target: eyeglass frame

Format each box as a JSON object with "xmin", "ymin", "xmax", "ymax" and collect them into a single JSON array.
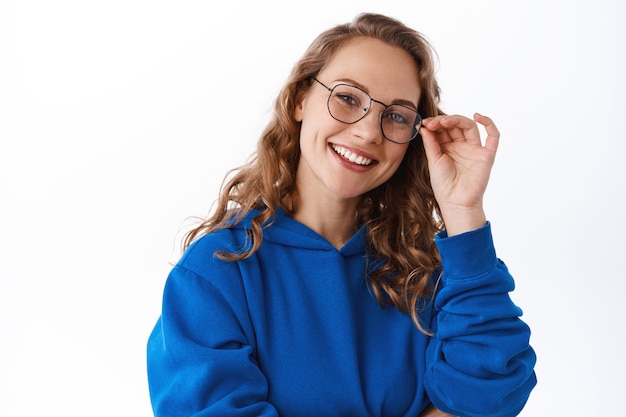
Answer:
[{"xmin": 311, "ymin": 78, "xmax": 422, "ymax": 144}]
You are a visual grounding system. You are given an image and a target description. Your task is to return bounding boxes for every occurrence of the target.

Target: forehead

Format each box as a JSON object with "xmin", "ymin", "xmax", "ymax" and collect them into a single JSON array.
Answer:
[{"xmin": 319, "ymin": 37, "xmax": 421, "ymax": 103}]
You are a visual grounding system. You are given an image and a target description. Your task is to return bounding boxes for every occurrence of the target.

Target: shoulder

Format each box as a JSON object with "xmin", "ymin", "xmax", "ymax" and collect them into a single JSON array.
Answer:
[
  {"xmin": 177, "ymin": 208, "xmax": 262, "ymax": 271},
  {"xmin": 176, "ymin": 227, "xmax": 247, "ymax": 280}
]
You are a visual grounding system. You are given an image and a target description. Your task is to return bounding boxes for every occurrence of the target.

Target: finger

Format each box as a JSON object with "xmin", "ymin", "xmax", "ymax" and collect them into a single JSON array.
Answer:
[
  {"xmin": 419, "ymin": 125, "xmax": 443, "ymax": 163},
  {"xmin": 421, "ymin": 117, "xmax": 454, "ymax": 144},
  {"xmin": 439, "ymin": 115, "xmax": 481, "ymax": 143},
  {"xmin": 422, "ymin": 116, "xmax": 470, "ymax": 143},
  {"xmin": 424, "ymin": 115, "xmax": 480, "ymax": 143},
  {"xmin": 474, "ymin": 113, "xmax": 500, "ymax": 153}
]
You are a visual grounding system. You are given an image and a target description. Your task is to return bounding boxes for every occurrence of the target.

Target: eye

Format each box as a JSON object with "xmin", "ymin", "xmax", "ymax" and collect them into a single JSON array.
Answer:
[
  {"xmin": 384, "ymin": 105, "xmax": 419, "ymax": 126},
  {"xmin": 334, "ymin": 92, "xmax": 361, "ymax": 108},
  {"xmin": 384, "ymin": 109, "xmax": 410, "ymax": 125}
]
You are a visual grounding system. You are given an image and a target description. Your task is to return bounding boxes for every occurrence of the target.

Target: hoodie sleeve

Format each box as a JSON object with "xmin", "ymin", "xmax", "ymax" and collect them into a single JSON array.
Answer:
[
  {"xmin": 425, "ymin": 223, "xmax": 537, "ymax": 417},
  {"xmin": 146, "ymin": 238, "xmax": 279, "ymax": 417}
]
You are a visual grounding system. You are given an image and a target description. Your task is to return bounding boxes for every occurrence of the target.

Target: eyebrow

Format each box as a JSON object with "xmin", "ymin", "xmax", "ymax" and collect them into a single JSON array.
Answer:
[{"xmin": 333, "ymin": 77, "xmax": 419, "ymax": 110}]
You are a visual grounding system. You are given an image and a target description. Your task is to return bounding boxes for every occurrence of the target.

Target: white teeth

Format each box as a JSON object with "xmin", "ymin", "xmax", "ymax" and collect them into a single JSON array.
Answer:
[{"xmin": 331, "ymin": 144, "xmax": 373, "ymax": 166}]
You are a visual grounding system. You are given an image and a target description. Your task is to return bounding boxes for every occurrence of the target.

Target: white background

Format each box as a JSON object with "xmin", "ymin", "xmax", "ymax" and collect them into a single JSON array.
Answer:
[{"xmin": 1, "ymin": 0, "xmax": 624, "ymax": 415}]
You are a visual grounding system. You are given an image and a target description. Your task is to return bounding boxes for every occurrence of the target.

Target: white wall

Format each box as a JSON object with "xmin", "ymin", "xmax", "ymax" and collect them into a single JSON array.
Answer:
[{"xmin": 1, "ymin": 0, "xmax": 624, "ymax": 415}]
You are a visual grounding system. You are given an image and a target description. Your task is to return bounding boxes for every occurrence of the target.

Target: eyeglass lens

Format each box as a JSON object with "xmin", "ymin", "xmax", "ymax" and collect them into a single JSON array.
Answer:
[{"xmin": 327, "ymin": 84, "xmax": 420, "ymax": 143}]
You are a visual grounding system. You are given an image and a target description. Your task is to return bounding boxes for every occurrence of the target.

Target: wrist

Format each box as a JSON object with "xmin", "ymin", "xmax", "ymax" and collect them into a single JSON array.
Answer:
[{"xmin": 440, "ymin": 206, "xmax": 487, "ymax": 237}]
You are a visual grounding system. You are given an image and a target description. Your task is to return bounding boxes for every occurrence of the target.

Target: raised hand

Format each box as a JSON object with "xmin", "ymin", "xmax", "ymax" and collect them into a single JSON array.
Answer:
[{"xmin": 419, "ymin": 113, "xmax": 499, "ymax": 236}]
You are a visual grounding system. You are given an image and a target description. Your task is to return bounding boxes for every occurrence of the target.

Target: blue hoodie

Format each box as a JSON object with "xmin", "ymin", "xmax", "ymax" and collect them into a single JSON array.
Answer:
[{"xmin": 147, "ymin": 209, "xmax": 536, "ymax": 416}]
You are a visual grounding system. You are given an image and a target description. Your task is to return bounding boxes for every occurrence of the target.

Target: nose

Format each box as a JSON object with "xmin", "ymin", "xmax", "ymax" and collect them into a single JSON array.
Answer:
[{"xmin": 351, "ymin": 103, "xmax": 384, "ymax": 144}]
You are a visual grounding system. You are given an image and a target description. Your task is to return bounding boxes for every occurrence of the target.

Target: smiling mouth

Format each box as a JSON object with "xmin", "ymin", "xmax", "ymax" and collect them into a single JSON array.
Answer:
[{"xmin": 331, "ymin": 144, "xmax": 374, "ymax": 166}]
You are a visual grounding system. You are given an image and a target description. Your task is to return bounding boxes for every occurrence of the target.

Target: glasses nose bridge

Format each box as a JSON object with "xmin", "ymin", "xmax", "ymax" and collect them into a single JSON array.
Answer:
[
  {"xmin": 350, "ymin": 95, "xmax": 386, "ymax": 145},
  {"xmin": 369, "ymin": 97, "xmax": 392, "ymax": 122},
  {"xmin": 361, "ymin": 96, "xmax": 388, "ymax": 121}
]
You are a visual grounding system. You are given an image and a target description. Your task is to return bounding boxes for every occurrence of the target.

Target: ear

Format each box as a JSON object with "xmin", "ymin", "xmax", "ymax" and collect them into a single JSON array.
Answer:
[{"xmin": 293, "ymin": 90, "xmax": 306, "ymax": 122}]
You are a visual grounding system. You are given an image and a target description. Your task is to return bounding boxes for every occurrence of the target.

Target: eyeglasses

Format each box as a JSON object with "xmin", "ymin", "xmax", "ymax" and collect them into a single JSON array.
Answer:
[{"xmin": 312, "ymin": 78, "xmax": 421, "ymax": 144}]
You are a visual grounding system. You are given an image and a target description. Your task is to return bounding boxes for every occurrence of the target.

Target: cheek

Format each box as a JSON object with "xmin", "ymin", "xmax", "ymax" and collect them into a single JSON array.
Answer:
[
  {"xmin": 298, "ymin": 111, "xmax": 344, "ymax": 146},
  {"xmin": 388, "ymin": 144, "xmax": 410, "ymax": 168},
  {"xmin": 375, "ymin": 146, "xmax": 410, "ymax": 186}
]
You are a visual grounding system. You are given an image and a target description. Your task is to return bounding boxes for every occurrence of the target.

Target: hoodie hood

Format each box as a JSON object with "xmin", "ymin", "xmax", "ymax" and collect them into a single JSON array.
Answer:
[{"xmin": 230, "ymin": 207, "xmax": 367, "ymax": 257}]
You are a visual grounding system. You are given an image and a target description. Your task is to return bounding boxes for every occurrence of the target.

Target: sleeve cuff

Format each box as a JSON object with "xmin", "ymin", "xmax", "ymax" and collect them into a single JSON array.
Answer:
[{"xmin": 435, "ymin": 222, "xmax": 498, "ymax": 279}]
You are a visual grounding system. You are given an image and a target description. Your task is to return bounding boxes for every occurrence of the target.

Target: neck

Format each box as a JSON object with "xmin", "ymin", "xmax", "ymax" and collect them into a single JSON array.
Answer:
[{"xmin": 291, "ymin": 195, "xmax": 360, "ymax": 250}]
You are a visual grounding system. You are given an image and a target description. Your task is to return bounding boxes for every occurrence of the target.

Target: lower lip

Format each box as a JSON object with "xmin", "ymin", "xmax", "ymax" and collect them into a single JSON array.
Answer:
[{"xmin": 329, "ymin": 144, "xmax": 376, "ymax": 173}]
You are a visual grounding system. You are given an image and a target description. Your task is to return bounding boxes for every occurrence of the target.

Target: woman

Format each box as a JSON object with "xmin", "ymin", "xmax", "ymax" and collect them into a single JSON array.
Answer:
[{"xmin": 147, "ymin": 13, "xmax": 537, "ymax": 417}]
